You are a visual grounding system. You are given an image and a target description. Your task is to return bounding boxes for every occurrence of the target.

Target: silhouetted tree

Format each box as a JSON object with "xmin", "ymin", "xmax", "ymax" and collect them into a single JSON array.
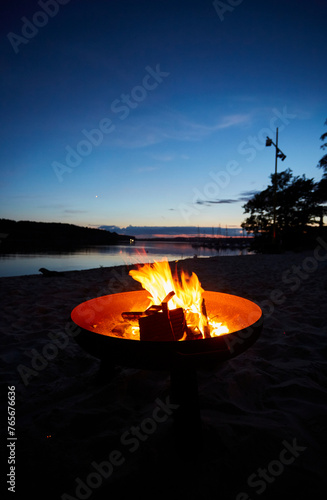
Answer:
[
  {"xmin": 243, "ymin": 123, "xmax": 327, "ymax": 251},
  {"xmin": 316, "ymin": 119, "xmax": 327, "ymax": 221},
  {"xmin": 317, "ymin": 118, "xmax": 327, "ymax": 174},
  {"xmin": 241, "ymin": 169, "xmax": 322, "ymax": 247}
]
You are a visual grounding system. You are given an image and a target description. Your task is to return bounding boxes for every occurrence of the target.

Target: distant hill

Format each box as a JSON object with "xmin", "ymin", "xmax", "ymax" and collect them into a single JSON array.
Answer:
[{"xmin": 0, "ymin": 219, "xmax": 134, "ymax": 253}]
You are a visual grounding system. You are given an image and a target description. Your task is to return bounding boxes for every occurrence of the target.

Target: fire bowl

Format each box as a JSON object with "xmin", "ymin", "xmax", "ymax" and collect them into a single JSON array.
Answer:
[{"xmin": 70, "ymin": 290, "xmax": 263, "ymax": 370}]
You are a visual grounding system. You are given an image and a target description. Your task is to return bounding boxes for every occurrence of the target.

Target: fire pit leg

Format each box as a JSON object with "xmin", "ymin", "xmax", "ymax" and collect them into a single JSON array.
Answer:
[{"xmin": 170, "ymin": 353, "xmax": 202, "ymax": 456}]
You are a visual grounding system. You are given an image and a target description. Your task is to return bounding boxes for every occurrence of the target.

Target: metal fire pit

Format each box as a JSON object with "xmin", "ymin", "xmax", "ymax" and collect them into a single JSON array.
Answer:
[
  {"xmin": 71, "ymin": 290, "xmax": 263, "ymax": 452},
  {"xmin": 71, "ymin": 290, "xmax": 262, "ymax": 369}
]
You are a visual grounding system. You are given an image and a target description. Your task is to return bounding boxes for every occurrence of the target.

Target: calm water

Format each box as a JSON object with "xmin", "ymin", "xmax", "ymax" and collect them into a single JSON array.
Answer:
[{"xmin": 0, "ymin": 241, "xmax": 251, "ymax": 277}]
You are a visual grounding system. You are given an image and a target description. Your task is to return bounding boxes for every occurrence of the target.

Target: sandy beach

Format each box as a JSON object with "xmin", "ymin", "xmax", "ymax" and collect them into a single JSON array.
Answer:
[{"xmin": 1, "ymin": 248, "xmax": 327, "ymax": 499}]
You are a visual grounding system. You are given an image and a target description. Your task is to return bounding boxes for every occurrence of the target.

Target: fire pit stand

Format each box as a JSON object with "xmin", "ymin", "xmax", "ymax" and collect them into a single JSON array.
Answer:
[
  {"xmin": 71, "ymin": 290, "xmax": 263, "ymax": 454},
  {"xmin": 170, "ymin": 352, "xmax": 203, "ymax": 454}
]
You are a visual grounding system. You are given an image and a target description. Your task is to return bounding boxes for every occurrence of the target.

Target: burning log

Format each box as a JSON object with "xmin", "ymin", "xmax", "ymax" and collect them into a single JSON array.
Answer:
[
  {"xmin": 139, "ymin": 306, "xmax": 185, "ymax": 341},
  {"xmin": 121, "ymin": 291, "xmax": 214, "ymax": 341},
  {"xmin": 201, "ymin": 298, "xmax": 211, "ymax": 339},
  {"xmin": 122, "ymin": 291, "xmax": 187, "ymax": 341}
]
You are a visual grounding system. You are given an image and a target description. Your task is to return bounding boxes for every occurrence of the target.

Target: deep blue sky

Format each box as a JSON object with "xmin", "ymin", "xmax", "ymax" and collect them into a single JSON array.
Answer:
[{"xmin": 1, "ymin": 0, "xmax": 326, "ymax": 234}]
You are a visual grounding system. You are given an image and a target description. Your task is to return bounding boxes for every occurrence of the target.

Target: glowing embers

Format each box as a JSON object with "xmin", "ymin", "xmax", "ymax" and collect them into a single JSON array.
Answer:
[{"xmin": 120, "ymin": 260, "xmax": 229, "ymax": 341}]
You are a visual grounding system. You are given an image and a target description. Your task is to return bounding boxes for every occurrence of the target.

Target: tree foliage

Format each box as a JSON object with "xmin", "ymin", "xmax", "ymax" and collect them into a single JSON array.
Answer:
[
  {"xmin": 317, "ymin": 118, "xmax": 327, "ymax": 174},
  {"xmin": 316, "ymin": 118, "xmax": 327, "ymax": 203},
  {"xmin": 241, "ymin": 169, "xmax": 322, "ymax": 239}
]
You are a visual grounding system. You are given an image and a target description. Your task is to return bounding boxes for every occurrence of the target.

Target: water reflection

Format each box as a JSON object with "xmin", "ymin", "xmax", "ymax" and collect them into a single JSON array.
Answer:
[{"xmin": 0, "ymin": 241, "xmax": 252, "ymax": 277}]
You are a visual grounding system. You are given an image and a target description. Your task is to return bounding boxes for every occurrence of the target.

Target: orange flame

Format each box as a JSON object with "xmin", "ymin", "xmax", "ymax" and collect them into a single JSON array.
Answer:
[{"xmin": 129, "ymin": 260, "xmax": 228, "ymax": 338}]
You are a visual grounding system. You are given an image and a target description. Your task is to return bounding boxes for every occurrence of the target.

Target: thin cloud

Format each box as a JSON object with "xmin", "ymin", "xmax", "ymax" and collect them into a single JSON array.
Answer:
[
  {"xmin": 217, "ymin": 114, "xmax": 251, "ymax": 129},
  {"xmin": 196, "ymin": 190, "xmax": 260, "ymax": 206},
  {"xmin": 63, "ymin": 209, "xmax": 88, "ymax": 214},
  {"xmin": 135, "ymin": 166, "xmax": 159, "ymax": 173},
  {"xmin": 238, "ymin": 190, "xmax": 261, "ymax": 202},
  {"xmin": 239, "ymin": 190, "xmax": 261, "ymax": 197},
  {"xmin": 149, "ymin": 153, "xmax": 190, "ymax": 162},
  {"xmin": 196, "ymin": 198, "xmax": 237, "ymax": 205},
  {"xmin": 209, "ymin": 198, "xmax": 238, "ymax": 204},
  {"xmin": 105, "ymin": 112, "xmax": 252, "ymax": 149},
  {"xmin": 149, "ymin": 153, "xmax": 175, "ymax": 162}
]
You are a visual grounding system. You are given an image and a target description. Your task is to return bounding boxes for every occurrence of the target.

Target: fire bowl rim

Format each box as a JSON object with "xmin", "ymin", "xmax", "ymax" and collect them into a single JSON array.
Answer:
[{"xmin": 70, "ymin": 290, "xmax": 263, "ymax": 370}]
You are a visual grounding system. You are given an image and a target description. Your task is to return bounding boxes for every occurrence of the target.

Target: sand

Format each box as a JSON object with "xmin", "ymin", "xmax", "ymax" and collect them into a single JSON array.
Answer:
[{"xmin": 1, "ymin": 248, "xmax": 327, "ymax": 499}]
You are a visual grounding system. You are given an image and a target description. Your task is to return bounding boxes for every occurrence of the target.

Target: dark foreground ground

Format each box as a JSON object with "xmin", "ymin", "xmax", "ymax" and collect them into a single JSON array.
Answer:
[{"xmin": 1, "ymin": 249, "xmax": 327, "ymax": 499}]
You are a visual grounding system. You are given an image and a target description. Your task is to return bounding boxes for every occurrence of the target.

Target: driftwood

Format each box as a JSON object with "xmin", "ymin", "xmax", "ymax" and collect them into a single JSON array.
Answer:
[{"xmin": 39, "ymin": 267, "xmax": 66, "ymax": 277}]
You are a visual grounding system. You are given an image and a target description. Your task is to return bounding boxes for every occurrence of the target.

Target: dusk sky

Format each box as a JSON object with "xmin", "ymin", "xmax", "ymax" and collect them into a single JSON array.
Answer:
[{"xmin": 1, "ymin": 0, "xmax": 326, "ymax": 235}]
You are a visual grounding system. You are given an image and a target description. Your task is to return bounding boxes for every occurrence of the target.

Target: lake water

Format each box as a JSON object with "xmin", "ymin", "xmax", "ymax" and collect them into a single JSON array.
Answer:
[{"xmin": 0, "ymin": 241, "xmax": 252, "ymax": 277}]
